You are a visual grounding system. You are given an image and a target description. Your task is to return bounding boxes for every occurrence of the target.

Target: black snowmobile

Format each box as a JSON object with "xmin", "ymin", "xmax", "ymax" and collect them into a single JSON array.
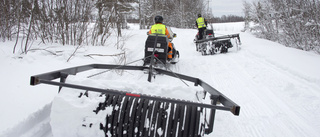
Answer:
[
  {"xmin": 194, "ymin": 29, "xmax": 241, "ymax": 55},
  {"xmin": 194, "ymin": 29, "xmax": 215, "ymax": 41},
  {"xmin": 143, "ymin": 27, "xmax": 179, "ymax": 67}
]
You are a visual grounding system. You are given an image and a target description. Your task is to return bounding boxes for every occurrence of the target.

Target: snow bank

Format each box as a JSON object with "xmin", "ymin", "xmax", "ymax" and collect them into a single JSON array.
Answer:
[{"xmin": 1, "ymin": 103, "xmax": 52, "ymax": 137}]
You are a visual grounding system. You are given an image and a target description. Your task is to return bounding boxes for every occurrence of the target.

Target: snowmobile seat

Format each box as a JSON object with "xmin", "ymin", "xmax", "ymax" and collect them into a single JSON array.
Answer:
[
  {"xmin": 144, "ymin": 34, "xmax": 169, "ymax": 65},
  {"xmin": 205, "ymin": 29, "xmax": 214, "ymax": 38}
]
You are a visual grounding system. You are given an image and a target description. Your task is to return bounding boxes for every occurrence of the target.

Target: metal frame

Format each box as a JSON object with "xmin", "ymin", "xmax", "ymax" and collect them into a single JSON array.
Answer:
[
  {"xmin": 30, "ymin": 64, "xmax": 240, "ymax": 134},
  {"xmin": 195, "ymin": 33, "xmax": 241, "ymax": 44}
]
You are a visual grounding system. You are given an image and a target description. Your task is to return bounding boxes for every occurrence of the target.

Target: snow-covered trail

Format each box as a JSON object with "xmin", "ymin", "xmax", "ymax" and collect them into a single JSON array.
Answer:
[
  {"xmin": 167, "ymin": 28, "xmax": 320, "ymax": 137},
  {"xmin": 101, "ymin": 24, "xmax": 320, "ymax": 137},
  {"xmin": 2, "ymin": 23, "xmax": 320, "ymax": 137}
]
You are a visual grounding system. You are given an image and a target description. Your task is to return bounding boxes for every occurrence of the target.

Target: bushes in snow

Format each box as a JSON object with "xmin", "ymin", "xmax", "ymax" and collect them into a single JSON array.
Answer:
[{"xmin": 243, "ymin": 0, "xmax": 320, "ymax": 54}]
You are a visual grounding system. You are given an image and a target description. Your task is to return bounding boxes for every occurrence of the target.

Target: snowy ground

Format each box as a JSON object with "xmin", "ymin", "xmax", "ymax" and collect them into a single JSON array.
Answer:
[{"xmin": 1, "ymin": 22, "xmax": 320, "ymax": 137}]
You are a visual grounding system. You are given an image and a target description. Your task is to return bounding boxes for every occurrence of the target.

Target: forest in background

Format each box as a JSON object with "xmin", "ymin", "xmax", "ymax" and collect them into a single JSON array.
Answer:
[
  {"xmin": 0, "ymin": 0, "xmax": 221, "ymax": 54},
  {"xmin": 1, "ymin": 0, "xmax": 318, "ymax": 54},
  {"xmin": 243, "ymin": 0, "xmax": 320, "ymax": 53}
]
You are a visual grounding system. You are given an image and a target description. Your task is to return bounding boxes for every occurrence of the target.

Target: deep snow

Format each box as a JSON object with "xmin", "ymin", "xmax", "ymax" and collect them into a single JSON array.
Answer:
[{"xmin": 1, "ymin": 22, "xmax": 320, "ymax": 137}]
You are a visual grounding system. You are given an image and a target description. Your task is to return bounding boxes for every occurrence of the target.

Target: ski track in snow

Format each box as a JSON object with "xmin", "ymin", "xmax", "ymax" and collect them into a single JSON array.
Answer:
[
  {"xmin": 172, "ymin": 27, "xmax": 320, "ymax": 137},
  {"xmin": 1, "ymin": 23, "xmax": 320, "ymax": 137},
  {"xmin": 206, "ymin": 50, "xmax": 319, "ymax": 137}
]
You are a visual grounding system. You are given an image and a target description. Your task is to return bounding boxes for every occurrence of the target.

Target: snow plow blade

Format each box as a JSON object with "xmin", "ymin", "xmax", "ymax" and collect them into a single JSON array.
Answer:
[{"xmin": 30, "ymin": 64, "xmax": 240, "ymax": 136}]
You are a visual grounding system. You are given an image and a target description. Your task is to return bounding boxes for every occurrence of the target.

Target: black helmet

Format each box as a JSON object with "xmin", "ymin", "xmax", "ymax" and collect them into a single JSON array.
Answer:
[
  {"xmin": 154, "ymin": 15, "xmax": 163, "ymax": 23},
  {"xmin": 198, "ymin": 14, "xmax": 202, "ymax": 17}
]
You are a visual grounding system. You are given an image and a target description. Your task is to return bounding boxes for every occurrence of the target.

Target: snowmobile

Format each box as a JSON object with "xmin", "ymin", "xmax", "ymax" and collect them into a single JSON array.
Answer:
[
  {"xmin": 194, "ymin": 29, "xmax": 241, "ymax": 55},
  {"xmin": 195, "ymin": 29, "xmax": 215, "ymax": 41},
  {"xmin": 143, "ymin": 26, "xmax": 179, "ymax": 67}
]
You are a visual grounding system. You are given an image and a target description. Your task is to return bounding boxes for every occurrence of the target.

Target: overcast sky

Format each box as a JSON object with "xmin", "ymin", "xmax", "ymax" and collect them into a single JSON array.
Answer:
[{"xmin": 209, "ymin": 0, "xmax": 256, "ymax": 17}]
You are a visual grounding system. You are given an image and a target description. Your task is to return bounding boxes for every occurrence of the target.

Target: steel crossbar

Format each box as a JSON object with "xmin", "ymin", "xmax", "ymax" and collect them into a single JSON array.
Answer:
[
  {"xmin": 30, "ymin": 64, "xmax": 240, "ymax": 135},
  {"xmin": 30, "ymin": 64, "xmax": 240, "ymax": 115}
]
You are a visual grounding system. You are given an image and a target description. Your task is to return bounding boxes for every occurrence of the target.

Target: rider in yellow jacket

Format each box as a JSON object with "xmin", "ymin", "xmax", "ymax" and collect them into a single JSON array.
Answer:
[
  {"xmin": 196, "ymin": 14, "xmax": 208, "ymax": 40},
  {"xmin": 148, "ymin": 15, "xmax": 173, "ymax": 60}
]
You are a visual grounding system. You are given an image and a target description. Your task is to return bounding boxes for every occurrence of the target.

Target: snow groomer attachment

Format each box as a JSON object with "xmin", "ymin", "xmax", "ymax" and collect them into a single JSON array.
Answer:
[
  {"xmin": 194, "ymin": 29, "xmax": 241, "ymax": 55},
  {"xmin": 31, "ymin": 64, "xmax": 240, "ymax": 136}
]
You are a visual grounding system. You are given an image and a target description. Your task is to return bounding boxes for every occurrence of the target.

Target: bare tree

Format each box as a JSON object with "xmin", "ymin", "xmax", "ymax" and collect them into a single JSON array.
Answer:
[
  {"xmin": 23, "ymin": 0, "xmax": 37, "ymax": 54},
  {"xmin": 137, "ymin": 0, "xmax": 209, "ymax": 29},
  {"xmin": 13, "ymin": 0, "xmax": 23, "ymax": 53}
]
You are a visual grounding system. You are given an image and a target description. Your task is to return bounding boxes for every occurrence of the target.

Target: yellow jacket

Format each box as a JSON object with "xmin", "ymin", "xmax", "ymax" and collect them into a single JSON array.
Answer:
[
  {"xmin": 149, "ymin": 23, "xmax": 171, "ymax": 39},
  {"xmin": 196, "ymin": 17, "xmax": 207, "ymax": 28}
]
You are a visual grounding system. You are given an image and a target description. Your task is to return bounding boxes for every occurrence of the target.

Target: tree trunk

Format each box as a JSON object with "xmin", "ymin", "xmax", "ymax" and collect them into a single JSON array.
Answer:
[
  {"xmin": 13, "ymin": 1, "xmax": 22, "ymax": 54},
  {"xmin": 24, "ymin": 0, "xmax": 36, "ymax": 54}
]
